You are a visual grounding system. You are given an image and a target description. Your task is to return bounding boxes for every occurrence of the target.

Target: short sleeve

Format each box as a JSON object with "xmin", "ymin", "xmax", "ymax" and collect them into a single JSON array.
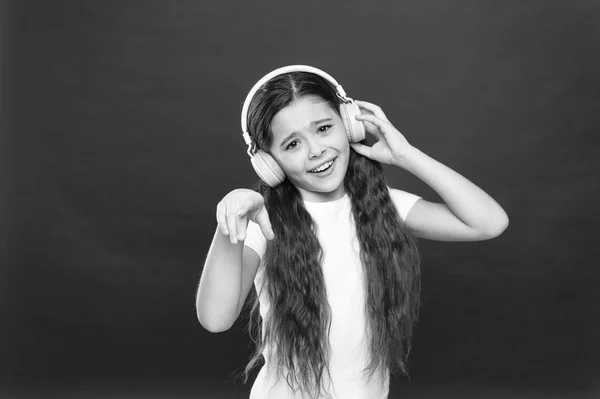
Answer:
[
  {"xmin": 388, "ymin": 187, "xmax": 422, "ymax": 222},
  {"xmin": 244, "ymin": 220, "xmax": 267, "ymax": 261}
]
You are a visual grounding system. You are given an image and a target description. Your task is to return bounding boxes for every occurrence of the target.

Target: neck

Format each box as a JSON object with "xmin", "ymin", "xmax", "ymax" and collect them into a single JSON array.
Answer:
[{"xmin": 299, "ymin": 186, "xmax": 346, "ymax": 203}]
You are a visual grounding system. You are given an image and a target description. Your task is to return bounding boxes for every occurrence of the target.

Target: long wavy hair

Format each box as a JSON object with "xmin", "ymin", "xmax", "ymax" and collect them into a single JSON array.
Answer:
[{"xmin": 235, "ymin": 72, "xmax": 421, "ymax": 399}]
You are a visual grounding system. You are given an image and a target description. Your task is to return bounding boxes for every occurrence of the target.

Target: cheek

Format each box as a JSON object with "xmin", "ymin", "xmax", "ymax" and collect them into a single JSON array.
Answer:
[
  {"xmin": 336, "ymin": 134, "xmax": 350, "ymax": 154},
  {"xmin": 277, "ymin": 152, "xmax": 305, "ymax": 175},
  {"xmin": 334, "ymin": 124, "xmax": 349, "ymax": 145}
]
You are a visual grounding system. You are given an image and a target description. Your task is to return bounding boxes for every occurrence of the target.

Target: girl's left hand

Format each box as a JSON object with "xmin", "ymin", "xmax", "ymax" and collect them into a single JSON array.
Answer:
[{"xmin": 351, "ymin": 100, "xmax": 414, "ymax": 167}]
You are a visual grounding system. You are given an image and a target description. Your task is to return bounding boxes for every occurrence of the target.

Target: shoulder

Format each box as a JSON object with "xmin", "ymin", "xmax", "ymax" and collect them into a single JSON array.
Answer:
[{"xmin": 387, "ymin": 186, "xmax": 422, "ymax": 222}]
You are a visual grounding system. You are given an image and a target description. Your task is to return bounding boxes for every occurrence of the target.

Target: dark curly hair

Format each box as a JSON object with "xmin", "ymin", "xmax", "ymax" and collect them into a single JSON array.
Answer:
[{"xmin": 235, "ymin": 71, "xmax": 421, "ymax": 399}]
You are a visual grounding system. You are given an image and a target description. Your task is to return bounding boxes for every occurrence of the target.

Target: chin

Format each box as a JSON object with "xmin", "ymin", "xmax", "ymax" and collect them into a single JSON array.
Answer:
[{"xmin": 312, "ymin": 176, "xmax": 345, "ymax": 194}]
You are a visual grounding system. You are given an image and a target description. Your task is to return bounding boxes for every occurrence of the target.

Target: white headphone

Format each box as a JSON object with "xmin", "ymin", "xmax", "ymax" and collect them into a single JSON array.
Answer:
[{"xmin": 240, "ymin": 65, "xmax": 366, "ymax": 187}]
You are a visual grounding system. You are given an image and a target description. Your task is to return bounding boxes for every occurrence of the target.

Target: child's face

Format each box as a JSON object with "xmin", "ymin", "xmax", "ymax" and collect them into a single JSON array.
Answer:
[{"xmin": 268, "ymin": 95, "xmax": 350, "ymax": 203}]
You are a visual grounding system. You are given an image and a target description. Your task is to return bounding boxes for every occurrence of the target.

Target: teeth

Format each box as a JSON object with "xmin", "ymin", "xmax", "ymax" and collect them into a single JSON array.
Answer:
[{"xmin": 311, "ymin": 160, "xmax": 334, "ymax": 173}]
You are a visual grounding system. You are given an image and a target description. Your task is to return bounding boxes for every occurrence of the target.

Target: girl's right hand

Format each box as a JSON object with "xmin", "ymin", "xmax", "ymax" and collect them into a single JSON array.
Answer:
[{"xmin": 216, "ymin": 189, "xmax": 275, "ymax": 244}]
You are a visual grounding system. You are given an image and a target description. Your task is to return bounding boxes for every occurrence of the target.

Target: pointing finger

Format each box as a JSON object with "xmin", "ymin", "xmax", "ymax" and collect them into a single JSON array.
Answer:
[
  {"xmin": 226, "ymin": 210, "xmax": 238, "ymax": 244},
  {"xmin": 216, "ymin": 202, "xmax": 228, "ymax": 235},
  {"xmin": 237, "ymin": 214, "xmax": 248, "ymax": 242}
]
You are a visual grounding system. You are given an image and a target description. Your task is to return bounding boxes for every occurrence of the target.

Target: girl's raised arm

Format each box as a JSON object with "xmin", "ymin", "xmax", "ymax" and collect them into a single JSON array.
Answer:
[
  {"xmin": 351, "ymin": 101, "xmax": 508, "ymax": 242},
  {"xmin": 196, "ymin": 189, "xmax": 273, "ymax": 332},
  {"xmin": 396, "ymin": 146, "xmax": 508, "ymax": 241}
]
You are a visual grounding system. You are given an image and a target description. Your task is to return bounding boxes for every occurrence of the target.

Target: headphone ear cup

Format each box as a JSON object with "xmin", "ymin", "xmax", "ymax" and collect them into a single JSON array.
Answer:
[
  {"xmin": 250, "ymin": 150, "xmax": 286, "ymax": 187},
  {"xmin": 340, "ymin": 101, "xmax": 366, "ymax": 142}
]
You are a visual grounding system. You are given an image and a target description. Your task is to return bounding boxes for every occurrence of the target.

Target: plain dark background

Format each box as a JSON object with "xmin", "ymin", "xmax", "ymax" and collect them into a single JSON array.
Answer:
[{"xmin": 1, "ymin": 1, "xmax": 599, "ymax": 398}]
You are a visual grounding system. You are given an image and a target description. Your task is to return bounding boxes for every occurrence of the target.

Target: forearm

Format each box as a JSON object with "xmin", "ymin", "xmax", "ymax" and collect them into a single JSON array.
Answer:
[
  {"xmin": 398, "ymin": 146, "xmax": 508, "ymax": 234},
  {"xmin": 196, "ymin": 227, "xmax": 244, "ymax": 332}
]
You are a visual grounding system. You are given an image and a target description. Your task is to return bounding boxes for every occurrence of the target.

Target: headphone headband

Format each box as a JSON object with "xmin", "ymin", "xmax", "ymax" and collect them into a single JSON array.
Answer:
[{"xmin": 240, "ymin": 65, "xmax": 349, "ymax": 148}]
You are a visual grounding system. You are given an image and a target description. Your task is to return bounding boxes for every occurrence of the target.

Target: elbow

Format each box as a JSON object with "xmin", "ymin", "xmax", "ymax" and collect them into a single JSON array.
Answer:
[
  {"xmin": 494, "ymin": 210, "xmax": 510, "ymax": 237},
  {"xmin": 481, "ymin": 211, "xmax": 509, "ymax": 240},
  {"xmin": 196, "ymin": 306, "xmax": 235, "ymax": 334}
]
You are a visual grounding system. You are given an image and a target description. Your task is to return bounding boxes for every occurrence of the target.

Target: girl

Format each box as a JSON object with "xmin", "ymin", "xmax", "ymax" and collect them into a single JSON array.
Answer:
[{"xmin": 196, "ymin": 66, "xmax": 508, "ymax": 399}]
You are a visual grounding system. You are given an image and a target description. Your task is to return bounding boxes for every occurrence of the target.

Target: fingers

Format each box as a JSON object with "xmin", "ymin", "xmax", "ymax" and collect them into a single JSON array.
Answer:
[
  {"xmin": 216, "ymin": 202, "xmax": 229, "ymax": 235},
  {"xmin": 226, "ymin": 209, "xmax": 240, "ymax": 244},
  {"xmin": 354, "ymin": 113, "xmax": 393, "ymax": 134},
  {"xmin": 236, "ymin": 201, "xmax": 250, "ymax": 218},
  {"xmin": 216, "ymin": 190, "xmax": 274, "ymax": 244},
  {"xmin": 353, "ymin": 101, "xmax": 394, "ymax": 139},
  {"xmin": 350, "ymin": 142, "xmax": 372, "ymax": 159},
  {"xmin": 255, "ymin": 207, "xmax": 275, "ymax": 240},
  {"xmin": 217, "ymin": 201, "xmax": 248, "ymax": 244},
  {"xmin": 236, "ymin": 214, "xmax": 249, "ymax": 242},
  {"xmin": 355, "ymin": 100, "xmax": 390, "ymax": 122}
]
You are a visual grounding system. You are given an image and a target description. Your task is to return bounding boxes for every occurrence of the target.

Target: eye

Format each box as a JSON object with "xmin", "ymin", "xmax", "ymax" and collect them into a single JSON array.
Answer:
[
  {"xmin": 286, "ymin": 140, "xmax": 299, "ymax": 150},
  {"xmin": 318, "ymin": 125, "xmax": 332, "ymax": 133}
]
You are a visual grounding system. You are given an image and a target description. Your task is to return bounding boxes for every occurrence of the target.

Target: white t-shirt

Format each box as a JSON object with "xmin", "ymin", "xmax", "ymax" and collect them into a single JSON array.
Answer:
[{"xmin": 243, "ymin": 187, "xmax": 421, "ymax": 399}]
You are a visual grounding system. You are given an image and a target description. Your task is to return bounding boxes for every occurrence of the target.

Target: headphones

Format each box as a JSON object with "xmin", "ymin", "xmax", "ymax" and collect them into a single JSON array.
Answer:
[{"xmin": 240, "ymin": 65, "xmax": 366, "ymax": 187}]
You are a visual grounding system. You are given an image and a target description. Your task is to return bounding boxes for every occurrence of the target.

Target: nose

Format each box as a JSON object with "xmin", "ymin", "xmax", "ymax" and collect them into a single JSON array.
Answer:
[{"xmin": 307, "ymin": 138, "xmax": 326, "ymax": 159}]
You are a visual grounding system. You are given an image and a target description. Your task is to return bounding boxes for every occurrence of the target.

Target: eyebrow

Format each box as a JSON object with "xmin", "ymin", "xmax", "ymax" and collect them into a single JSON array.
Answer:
[{"xmin": 279, "ymin": 118, "xmax": 333, "ymax": 147}]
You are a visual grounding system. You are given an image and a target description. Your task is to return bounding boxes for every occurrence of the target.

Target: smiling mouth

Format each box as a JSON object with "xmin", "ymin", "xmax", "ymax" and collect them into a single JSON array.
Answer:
[{"xmin": 309, "ymin": 159, "xmax": 335, "ymax": 173}]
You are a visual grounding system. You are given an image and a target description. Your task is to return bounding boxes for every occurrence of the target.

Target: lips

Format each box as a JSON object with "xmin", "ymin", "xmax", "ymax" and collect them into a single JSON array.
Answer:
[{"xmin": 309, "ymin": 158, "xmax": 335, "ymax": 173}]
